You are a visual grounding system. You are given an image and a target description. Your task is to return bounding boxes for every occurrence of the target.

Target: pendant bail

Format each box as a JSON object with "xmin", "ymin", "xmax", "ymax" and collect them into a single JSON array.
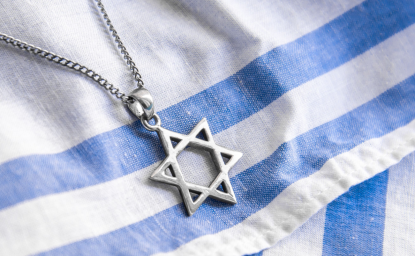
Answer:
[{"xmin": 127, "ymin": 87, "xmax": 155, "ymax": 120}]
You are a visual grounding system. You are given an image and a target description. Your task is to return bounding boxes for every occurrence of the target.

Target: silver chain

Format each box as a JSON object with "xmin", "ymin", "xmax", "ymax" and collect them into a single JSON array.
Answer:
[
  {"xmin": 95, "ymin": 0, "xmax": 144, "ymax": 88},
  {"xmin": 0, "ymin": 0, "xmax": 144, "ymax": 103}
]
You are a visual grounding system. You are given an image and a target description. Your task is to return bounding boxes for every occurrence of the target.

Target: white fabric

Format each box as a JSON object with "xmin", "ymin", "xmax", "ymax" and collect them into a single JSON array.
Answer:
[{"xmin": 262, "ymin": 208, "xmax": 326, "ymax": 256}]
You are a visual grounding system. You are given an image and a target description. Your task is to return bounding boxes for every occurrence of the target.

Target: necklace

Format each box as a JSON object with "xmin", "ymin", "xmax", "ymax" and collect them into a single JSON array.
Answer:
[{"xmin": 0, "ymin": 0, "xmax": 242, "ymax": 216}]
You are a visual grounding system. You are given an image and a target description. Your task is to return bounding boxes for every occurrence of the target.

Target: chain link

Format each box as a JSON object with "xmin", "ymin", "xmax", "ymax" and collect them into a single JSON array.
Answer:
[
  {"xmin": 0, "ymin": 0, "xmax": 145, "ymax": 103},
  {"xmin": 0, "ymin": 33, "xmax": 132, "ymax": 103},
  {"xmin": 95, "ymin": 0, "xmax": 144, "ymax": 88}
]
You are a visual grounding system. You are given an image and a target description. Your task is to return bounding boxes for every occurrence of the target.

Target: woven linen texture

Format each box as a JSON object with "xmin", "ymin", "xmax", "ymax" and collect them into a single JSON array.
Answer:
[{"xmin": 0, "ymin": 0, "xmax": 414, "ymax": 255}]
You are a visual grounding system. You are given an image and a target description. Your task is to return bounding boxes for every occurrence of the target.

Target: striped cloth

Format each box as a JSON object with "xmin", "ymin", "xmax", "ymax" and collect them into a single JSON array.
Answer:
[{"xmin": 0, "ymin": 0, "xmax": 414, "ymax": 255}]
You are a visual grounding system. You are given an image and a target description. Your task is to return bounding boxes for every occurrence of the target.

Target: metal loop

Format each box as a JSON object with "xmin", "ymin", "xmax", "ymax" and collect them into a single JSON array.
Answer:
[
  {"xmin": 141, "ymin": 114, "xmax": 161, "ymax": 131},
  {"xmin": 127, "ymin": 87, "xmax": 155, "ymax": 120}
]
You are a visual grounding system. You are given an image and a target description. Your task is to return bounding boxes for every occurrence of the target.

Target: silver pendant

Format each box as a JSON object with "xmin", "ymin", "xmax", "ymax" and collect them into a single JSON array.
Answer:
[{"xmin": 128, "ymin": 88, "xmax": 242, "ymax": 216}]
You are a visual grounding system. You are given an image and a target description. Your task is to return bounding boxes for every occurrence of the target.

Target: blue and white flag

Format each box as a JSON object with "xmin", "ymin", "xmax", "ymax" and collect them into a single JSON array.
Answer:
[{"xmin": 0, "ymin": 0, "xmax": 414, "ymax": 255}]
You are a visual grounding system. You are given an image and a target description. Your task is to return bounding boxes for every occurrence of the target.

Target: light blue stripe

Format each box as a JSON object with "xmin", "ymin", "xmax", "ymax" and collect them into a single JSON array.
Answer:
[
  {"xmin": 322, "ymin": 170, "xmax": 389, "ymax": 256},
  {"xmin": 245, "ymin": 252, "xmax": 263, "ymax": 256},
  {"xmin": 38, "ymin": 72, "xmax": 415, "ymax": 255},
  {"xmin": 1, "ymin": 0, "xmax": 414, "ymax": 210}
]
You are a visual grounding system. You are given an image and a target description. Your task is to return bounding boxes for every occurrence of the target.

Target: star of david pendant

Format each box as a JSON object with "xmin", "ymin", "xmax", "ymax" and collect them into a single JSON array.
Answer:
[
  {"xmin": 149, "ymin": 116, "xmax": 242, "ymax": 216},
  {"xmin": 128, "ymin": 88, "xmax": 242, "ymax": 216}
]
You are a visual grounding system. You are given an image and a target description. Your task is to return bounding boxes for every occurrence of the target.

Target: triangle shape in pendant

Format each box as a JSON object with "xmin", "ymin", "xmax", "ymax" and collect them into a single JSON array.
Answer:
[
  {"xmin": 170, "ymin": 137, "xmax": 182, "ymax": 148},
  {"xmin": 164, "ymin": 166, "xmax": 176, "ymax": 178},
  {"xmin": 220, "ymin": 152, "xmax": 232, "ymax": 165},
  {"xmin": 216, "ymin": 181, "xmax": 229, "ymax": 193},
  {"xmin": 195, "ymin": 129, "xmax": 208, "ymax": 141},
  {"xmin": 189, "ymin": 190, "xmax": 202, "ymax": 203}
]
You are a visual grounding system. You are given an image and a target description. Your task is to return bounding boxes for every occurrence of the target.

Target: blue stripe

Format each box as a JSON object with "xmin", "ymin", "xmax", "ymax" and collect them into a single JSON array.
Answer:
[
  {"xmin": 322, "ymin": 170, "xmax": 389, "ymax": 256},
  {"xmin": 245, "ymin": 252, "xmax": 263, "ymax": 256},
  {"xmin": 1, "ymin": 0, "xmax": 414, "ymax": 210},
  {"xmin": 38, "ymin": 72, "xmax": 415, "ymax": 255}
]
